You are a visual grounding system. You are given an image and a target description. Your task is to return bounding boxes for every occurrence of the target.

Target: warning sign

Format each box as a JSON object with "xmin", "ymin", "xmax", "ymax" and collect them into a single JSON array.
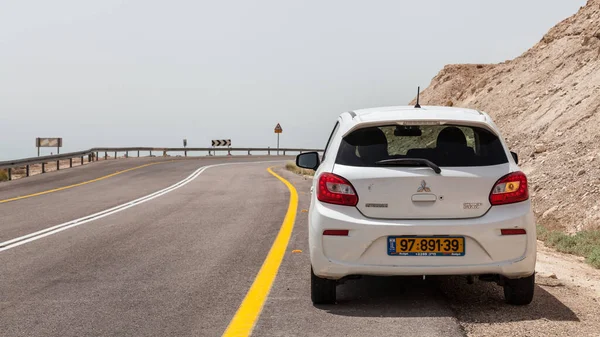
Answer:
[{"xmin": 274, "ymin": 123, "xmax": 283, "ymax": 134}]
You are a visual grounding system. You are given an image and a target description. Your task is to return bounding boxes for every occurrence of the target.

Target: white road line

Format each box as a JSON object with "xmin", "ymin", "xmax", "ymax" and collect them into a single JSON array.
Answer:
[{"xmin": 0, "ymin": 160, "xmax": 285, "ymax": 252}]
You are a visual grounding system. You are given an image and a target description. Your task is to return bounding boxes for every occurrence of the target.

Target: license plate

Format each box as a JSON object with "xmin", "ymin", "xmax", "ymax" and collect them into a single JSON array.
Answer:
[{"xmin": 387, "ymin": 236, "xmax": 465, "ymax": 256}]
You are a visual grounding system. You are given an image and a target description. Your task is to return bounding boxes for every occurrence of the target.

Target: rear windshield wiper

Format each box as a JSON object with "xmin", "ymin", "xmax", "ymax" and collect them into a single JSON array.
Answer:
[{"xmin": 375, "ymin": 158, "xmax": 442, "ymax": 174}]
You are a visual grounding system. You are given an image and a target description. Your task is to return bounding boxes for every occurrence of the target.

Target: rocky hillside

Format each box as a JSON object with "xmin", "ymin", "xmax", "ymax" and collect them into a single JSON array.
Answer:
[{"xmin": 413, "ymin": 0, "xmax": 600, "ymax": 232}]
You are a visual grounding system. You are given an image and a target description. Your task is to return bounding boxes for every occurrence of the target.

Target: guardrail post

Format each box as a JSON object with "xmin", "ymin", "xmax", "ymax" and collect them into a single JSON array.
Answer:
[
  {"xmin": 268, "ymin": 147, "xmax": 270, "ymax": 155},
  {"xmin": 248, "ymin": 150, "xmax": 251, "ymax": 155},
  {"xmin": 42, "ymin": 162, "xmax": 46, "ymax": 173},
  {"xmin": 7, "ymin": 168, "xmax": 11, "ymax": 181},
  {"xmin": 137, "ymin": 151, "xmax": 140, "ymax": 157},
  {"xmin": 163, "ymin": 150, "xmax": 167, "ymax": 157},
  {"xmin": 283, "ymin": 150, "xmax": 286, "ymax": 155},
  {"xmin": 114, "ymin": 151, "xmax": 117, "ymax": 159},
  {"xmin": 126, "ymin": 151, "xmax": 129, "ymax": 158},
  {"xmin": 69, "ymin": 158, "xmax": 73, "ymax": 168},
  {"xmin": 81, "ymin": 156, "xmax": 84, "ymax": 165},
  {"xmin": 56, "ymin": 160, "xmax": 60, "ymax": 170},
  {"xmin": 96, "ymin": 152, "xmax": 99, "ymax": 161},
  {"xmin": 26, "ymin": 165, "xmax": 30, "ymax": 177},
  {"xmin": 105, "ymin": 152, "xmax": 108, "ymax": 160},
  {"xmin": 150, "ymin": 150, "xmax": 152, "ymax": 157}
]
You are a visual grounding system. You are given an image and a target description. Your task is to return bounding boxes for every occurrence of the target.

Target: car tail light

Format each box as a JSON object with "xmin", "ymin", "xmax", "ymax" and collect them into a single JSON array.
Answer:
[
  {"xmin": 323, "ymin": 230, "xmax": 349, "ymax": 236},
  {"xmin": 501, "ymin": 228, "xmax": 527, "ymax": 235},
  {"xmin": 317, "ymin": 173, "xmax": 358, "ymax": 206},
  {"xmin": 489, "ymin": 171, "xmax": 529, "ymax": 205}
]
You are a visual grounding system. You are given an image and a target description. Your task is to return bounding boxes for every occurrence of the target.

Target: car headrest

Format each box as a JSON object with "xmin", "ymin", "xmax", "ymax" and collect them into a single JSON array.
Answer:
[
  {"xmin": 436, "ymin": 127, "xmax": 467, "ymax": 148},
  {"xmin": 355, "ymin": 128, "xmax": 389, "ymax": 162}
]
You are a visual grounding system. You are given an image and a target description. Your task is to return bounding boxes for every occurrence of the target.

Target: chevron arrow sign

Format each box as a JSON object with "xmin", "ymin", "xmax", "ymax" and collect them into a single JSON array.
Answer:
[{"xmin": 211, "ymin": 139, "xmax": 231, "ymax": 147}]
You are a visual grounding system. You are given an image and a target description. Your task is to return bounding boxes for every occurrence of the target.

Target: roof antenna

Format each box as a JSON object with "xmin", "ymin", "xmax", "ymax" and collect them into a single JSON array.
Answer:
[{"xmin": 414, "ymin": 86, "xmax": 421, "ymax": 108}]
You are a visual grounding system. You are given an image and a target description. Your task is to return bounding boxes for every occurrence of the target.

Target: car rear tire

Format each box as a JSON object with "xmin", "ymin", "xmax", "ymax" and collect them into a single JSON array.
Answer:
[
  {"xmin": 503, "ymin": 274, "xmax": 535, "ymax": 305},
  {"xmin": 311, "ymin": 267, "xmax": 336, "ymax": 304}
]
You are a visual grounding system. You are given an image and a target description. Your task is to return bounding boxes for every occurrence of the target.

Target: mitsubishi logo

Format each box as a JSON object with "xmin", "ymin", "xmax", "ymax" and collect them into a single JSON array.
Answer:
[{"xmin": 417, "ymin": 180, "xmax": 431, "ymax": 193}]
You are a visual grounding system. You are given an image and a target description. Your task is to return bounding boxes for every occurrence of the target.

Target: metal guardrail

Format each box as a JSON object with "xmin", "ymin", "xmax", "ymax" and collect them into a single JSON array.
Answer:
[{"xmin": 0, "ymin": 147, "xmax": 323, "ymax": 180}]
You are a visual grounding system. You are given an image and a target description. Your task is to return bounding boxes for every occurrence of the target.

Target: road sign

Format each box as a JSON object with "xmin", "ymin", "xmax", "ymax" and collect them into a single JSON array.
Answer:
[
  {"xmin": 36, "ymin": 138, "xmax": 62, "ymax": 147},
  {"xmin": 211, "ymin": 139, "xmax": 231, "ymax": 147},
  {"xmin": 36, "ymin": 137, "xmax": 62, "ymax": 156},
  {"xmin": 274, "ymin": 123, "xmax": 283, "ymax": 155}
]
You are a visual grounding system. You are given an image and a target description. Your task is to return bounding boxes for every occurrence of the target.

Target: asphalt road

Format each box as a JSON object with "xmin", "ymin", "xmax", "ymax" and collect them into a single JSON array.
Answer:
[
  {"xmin": 0, "ymin": 157, "xmax": 577, "ymax": 336},
  {"xmin": 0, "ymin": 156, "xmax": 275, "ymax": 241}
]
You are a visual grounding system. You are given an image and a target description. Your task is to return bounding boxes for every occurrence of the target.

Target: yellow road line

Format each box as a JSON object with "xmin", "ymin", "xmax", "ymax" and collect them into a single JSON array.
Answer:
[
  {"xmin": 222, "ymin": 166, "xmax": 298, "ymax": 337},
  {"xmin": 0, "ymin": 161, "xmax": 169, "ymax": 204}
]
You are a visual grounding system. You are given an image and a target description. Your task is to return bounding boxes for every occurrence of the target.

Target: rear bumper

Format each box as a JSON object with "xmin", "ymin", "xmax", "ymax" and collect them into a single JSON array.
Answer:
[{"xmin": 309, "ymin": 200, "xmax": 536, "ymax": 280}]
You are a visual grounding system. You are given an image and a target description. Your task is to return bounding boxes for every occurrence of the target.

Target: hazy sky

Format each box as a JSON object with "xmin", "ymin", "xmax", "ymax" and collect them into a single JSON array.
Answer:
[{"xmin": 0, "ymin": 0, "xmax": 586, "ymax": 159}]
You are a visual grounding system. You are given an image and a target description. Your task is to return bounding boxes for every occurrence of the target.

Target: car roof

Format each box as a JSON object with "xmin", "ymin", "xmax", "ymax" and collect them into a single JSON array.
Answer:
[{"xmin": 339, "ymin": 105, "xmax": 497, "ymax": 134}]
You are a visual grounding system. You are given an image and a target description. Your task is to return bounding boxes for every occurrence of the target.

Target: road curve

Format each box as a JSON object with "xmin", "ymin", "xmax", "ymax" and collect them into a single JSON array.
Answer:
[
  {"xmin": 0, "ymin": 156, "xmax": 281, "ymax": 242},
  {"xmin": 0, "ymin": 159, "xmax": 292, "ymax": 336}
]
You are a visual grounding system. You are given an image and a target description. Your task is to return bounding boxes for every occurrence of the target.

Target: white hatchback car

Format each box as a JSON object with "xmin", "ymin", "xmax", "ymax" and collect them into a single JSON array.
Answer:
[{"xmin": 296, "ymin": 106, "xmax": 536, "ymax": 305}]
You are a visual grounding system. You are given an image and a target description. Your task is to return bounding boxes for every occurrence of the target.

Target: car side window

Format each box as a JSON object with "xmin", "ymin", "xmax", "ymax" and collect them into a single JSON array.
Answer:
[{"xmin": 322, "ymin": 122, "xmax": 340, "ymax": 161}]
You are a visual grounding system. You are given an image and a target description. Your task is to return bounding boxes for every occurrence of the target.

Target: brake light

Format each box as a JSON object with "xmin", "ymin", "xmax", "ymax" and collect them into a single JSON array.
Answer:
[
  {"xmin": 489, "ymin": 171, "xmax": 529, "ymax": 205},
  {"xmin": 317, "ymin": 173, "xmax": 358, "ymax": 206}
]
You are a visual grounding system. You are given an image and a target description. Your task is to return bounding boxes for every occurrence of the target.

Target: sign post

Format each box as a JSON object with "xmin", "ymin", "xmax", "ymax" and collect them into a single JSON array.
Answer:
[{"xmin": 274, "ymin": 123, "xmax": 283, "ymax": 155}]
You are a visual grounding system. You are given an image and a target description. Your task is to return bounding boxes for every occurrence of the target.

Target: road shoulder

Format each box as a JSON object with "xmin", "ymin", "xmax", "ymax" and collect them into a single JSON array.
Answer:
[{"xmin": 441, "ymin": 241, "xmax": 600, "ymax": 337}]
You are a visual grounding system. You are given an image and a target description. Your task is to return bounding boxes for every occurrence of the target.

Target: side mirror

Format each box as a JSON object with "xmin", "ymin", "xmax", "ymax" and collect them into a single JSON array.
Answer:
[
  {"xmin": 296, "ymin": 152, "xmax": 320, "ymax": 170},
  {"xmin": 510, "ymin": 151, "xmax": 519, "ymax": 164}
]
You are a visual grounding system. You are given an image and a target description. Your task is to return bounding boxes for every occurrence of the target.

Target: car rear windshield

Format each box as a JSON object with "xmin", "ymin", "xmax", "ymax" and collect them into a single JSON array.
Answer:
[{"xmin": 335, "ymin": 124, "xmax": 508, "ymax": 167}]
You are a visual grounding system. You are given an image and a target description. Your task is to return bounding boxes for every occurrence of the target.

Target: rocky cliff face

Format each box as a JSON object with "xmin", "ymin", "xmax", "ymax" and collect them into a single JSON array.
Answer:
[{"xmin": 414, "ymin": 0, "xmax": 600, "ymax": 232}]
